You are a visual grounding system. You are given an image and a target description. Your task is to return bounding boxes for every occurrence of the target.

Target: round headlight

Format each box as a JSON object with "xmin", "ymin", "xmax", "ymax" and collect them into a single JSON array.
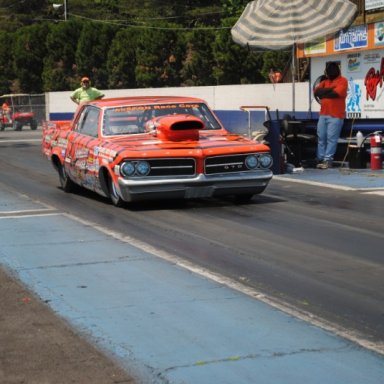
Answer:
[
  {"xmin": 258, "ymin": 154, "xmax": 273, "ymax": 168},
  {"xmin": 245, "ymin": 154, "xmax": 258, "ymax": 169},
  {"xmin": 136, "ymin": 160, "xmax": 150, "ymax": 176},
  {"xmin": 120, "ymin": 161, "xmax": 135, "ymax": 176}
]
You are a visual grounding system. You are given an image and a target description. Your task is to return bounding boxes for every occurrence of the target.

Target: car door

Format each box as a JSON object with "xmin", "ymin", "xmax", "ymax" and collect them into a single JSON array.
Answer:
[{"xmin": 66, "ymin": 106, "xmax": 101, "ymax": 191}]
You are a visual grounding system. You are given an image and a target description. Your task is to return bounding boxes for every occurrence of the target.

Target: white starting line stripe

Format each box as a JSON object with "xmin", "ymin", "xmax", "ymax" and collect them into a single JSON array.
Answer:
[
  {"xmin": 274, "ymin": 176, "xmax": 356, "ymax": 191},
  {"xmin": 363, "ymin": 190, "xmax": 384, "ymax": 196},
  {"xmin": 0, "ymin": 209, "xmax": 58, "ymax": 219},
  {"xmin": 275, "ymin": 176, "xmax": 384, "ymax": 194}
]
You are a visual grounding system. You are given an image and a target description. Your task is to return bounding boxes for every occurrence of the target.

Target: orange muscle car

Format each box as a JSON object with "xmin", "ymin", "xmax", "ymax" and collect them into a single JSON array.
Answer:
[{"xmin": 42, "ymin": 96, "xmax": 273, "ymax": 206}]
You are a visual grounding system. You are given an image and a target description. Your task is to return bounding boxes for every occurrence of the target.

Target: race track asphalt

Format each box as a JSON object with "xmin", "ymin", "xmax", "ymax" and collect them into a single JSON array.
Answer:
[{"xmin": 1, "ymin": 168, "xmax": 384, "ymax": 384}]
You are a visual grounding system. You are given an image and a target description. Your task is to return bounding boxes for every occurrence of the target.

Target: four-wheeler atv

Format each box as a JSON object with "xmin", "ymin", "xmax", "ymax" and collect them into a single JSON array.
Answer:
[{"xmin": 0, "ymin": 94, "xmax": 38, "ymax": 131}]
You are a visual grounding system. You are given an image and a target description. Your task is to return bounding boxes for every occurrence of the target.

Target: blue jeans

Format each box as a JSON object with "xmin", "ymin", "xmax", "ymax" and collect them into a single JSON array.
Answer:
[{"xmin": 316, "ymin": 115, "xmax": 344, "ymax": 161}]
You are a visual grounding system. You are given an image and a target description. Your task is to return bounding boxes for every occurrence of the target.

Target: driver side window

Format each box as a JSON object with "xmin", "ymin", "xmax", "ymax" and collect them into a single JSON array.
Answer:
[{"xmin": 74, "ymin": 107, "xmax": 100, "ymax": 137}]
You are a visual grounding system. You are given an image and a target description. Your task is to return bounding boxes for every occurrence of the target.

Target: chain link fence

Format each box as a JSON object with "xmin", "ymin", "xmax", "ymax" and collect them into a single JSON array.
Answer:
[{"xmin": 25, "ymin": 94, "xmax": 46, "ymax": 125}]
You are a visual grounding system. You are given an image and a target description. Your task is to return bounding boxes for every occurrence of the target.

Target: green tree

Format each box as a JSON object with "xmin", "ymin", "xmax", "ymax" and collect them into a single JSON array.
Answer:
[
  {"xmin": 13, "ymin": 24, "xmax": 50, "ymax": 93},
  {"xmin": 0, "ymin": 0, "xmax": 49, "ymax": 31},
  {"xmin": 107, "ymin": 28, "xmax": 138, "ymax": 89},
  {"xmin": 1, "ymin": 0, "xmax": 47, "ymax": 14},
  {"xmin": 0, "ymin": 0, "xmax": 303, "ymax": 92},
  {"xmin": 115, "ymin": 0, "xmax": 221, "ymax": 24},
  {"xmin": 212, "ymin": 18, "xmax": 264, "ymax": 85},
  {"xmin": 221, "ymin": 0, "xmax": 249, "ymax": 17},
  {"xmin": 135, "ymin": 24, "xmax": 183, "ymax": 88},
  {"xmin": 261, "ymin": 50, "xmax": 291, "ymax": 82},
  {"xmin": 75, "ymin": 22, "xmax": 118, "ymax": 89},
  {"xmin": 180, "ymin": 29, "xmax": 216, "ymax": 86},
  {"xmin": 42, "ymin": 20, "xmax": 83, "ymax": 91},
  {"xmin": 0, "ymin": 31, "xmax": 14, "ymax": 93}
]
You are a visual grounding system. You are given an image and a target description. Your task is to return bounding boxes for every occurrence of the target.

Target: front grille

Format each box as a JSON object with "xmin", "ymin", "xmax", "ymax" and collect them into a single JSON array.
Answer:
[
  {"xmin": 145, "ymin": 158, "xmax": 196, "ymax": 177},
  {"xmin": 205, "ymin": 154, "xmax": 250, "ymax": 175}
]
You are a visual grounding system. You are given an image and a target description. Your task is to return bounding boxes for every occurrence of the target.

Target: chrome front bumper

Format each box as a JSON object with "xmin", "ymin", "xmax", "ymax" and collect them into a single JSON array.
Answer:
[{"xmin": 117, "ymin": 170, "xmax": 273, "ymax": 202}]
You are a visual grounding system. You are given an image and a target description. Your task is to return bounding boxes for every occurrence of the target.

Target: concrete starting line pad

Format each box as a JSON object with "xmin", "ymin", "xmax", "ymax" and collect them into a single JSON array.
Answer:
[{"xmin": 1, "ymin": 187, "xmax": 384, "ymax": 384}]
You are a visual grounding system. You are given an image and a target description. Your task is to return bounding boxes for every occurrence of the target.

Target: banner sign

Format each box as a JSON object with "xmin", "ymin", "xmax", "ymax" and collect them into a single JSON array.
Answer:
[
  {"xmin": 311, "ymin": 49, "xmax": 384, "ymax": 119},
  {"xmin": 365, "ymin": 0, "xmax": 384, "ymax": 11},
  {"xmin": 298, "ymin": 23, "xmax": 380, "ymax": 58},
  {"xmin": 303, "ymin": 38, "xmax": 326, "ymax": 55},
  {"xmin": 334, "ymin": 25, "xmax": 368, "ymax": 51}
]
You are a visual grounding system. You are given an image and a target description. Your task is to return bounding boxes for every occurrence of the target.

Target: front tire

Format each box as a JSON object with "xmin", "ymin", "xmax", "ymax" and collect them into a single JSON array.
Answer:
[
  {"xmin": 58, "ymin": 163, "xmax": 76, "ymax": 192},
  {"xmin": 108, "ymin": 177, "xmax": 125, "ymax": 207}
]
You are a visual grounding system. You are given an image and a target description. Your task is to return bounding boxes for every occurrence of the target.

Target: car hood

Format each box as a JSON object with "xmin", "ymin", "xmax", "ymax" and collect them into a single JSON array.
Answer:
[
  {"xmin": 105, "ymin": 130, "xmax": 269, "ymax": 155},
  {"xmin": 103, "ymin": 114, "xmax": 270, "ymax": 155}
]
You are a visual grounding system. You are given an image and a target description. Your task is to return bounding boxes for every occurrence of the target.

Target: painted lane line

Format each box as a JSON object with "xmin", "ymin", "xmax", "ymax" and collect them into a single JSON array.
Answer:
[
  {"xmin": 274, "ymin": 176, "xmax": 356, "ymax": 191},
  {"xmin": 363, "ymin": 190, "xmax": 384, "ymax": 196},
  {"xmin": 274, "ymin": 176, "xmax": 384, "ymax": 194},
  {"xmin": 0, "ymin": 211, "xmax": 59, "ymax": 219}
]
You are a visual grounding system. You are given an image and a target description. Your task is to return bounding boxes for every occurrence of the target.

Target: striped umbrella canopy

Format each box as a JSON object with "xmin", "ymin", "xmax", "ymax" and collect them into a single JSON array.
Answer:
[
  {"xmin": 231, "ymin": 0, "xmax": 358, "ymax": 50},
  {"xmin": 231, "ymin": 0, "xmax": 357, "ymax": 115}
]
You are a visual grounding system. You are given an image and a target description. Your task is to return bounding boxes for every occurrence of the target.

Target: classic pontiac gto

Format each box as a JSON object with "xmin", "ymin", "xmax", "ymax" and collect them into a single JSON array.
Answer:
[{"xmin": 42, "ymin": 96, "xmax": 273, "ymax": 206}]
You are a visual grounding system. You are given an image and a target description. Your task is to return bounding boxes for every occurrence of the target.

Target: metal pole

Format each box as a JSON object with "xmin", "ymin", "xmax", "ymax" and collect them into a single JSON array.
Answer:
[
  {"xmin": 292, "ymin": 43, "xmax": 296, "ymax": 116},
  {"xmin": 64, "ymin": 0, "xmax": 67, "ymax": 21}
]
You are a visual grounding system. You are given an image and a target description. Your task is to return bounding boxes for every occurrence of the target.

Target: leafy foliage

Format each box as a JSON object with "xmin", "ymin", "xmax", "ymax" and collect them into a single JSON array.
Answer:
[
  {"xmin": 107, "ymin": 28, "xmax": 138, "ymax": 89},
  {"xmin": 42, "ymin": 21, "xmax": 82, "ymax": 91},
  {"xmin": 13, "ymin": 24, "xmax": 50, "ymax": 93},
  {"xmin": 0, "ymin": 0, "xmax": 293, "ymax": 94},
  {"xmin": 212, "ymin": 18, "xmax": 265, "ymax": 85},
  {"xmin": 180, "ymin": 29, "xmax": 216, "ymax": 86},
  {"xmin": 0, "ymin": 31, "xmax": 14, "ymax": 91},
  {"xmin": 75, "ymin": 22, "xmax": 118, "ymax": 88}
]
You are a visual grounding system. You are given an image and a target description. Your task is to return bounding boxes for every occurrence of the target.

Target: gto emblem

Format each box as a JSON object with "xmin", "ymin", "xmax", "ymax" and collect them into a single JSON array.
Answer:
[{"xmin": 224, "ymin": 164, "xmax": 242, "ymax": 170}]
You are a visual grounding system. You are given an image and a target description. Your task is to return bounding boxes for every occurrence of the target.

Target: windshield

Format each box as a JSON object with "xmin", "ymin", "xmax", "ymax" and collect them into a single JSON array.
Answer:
[{"xmin": 103, "ymin": 102, "xmax": 222, "ymax": 136}]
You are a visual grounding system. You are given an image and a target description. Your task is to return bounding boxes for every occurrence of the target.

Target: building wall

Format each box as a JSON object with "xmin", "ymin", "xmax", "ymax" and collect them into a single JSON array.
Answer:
[{"xmin": 46, "ymin": 82, "xmax": 313, "ymax": 135}]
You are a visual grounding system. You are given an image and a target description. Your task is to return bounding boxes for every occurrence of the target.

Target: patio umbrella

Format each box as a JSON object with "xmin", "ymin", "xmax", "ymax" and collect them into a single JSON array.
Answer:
[{"xmin": 231, "ymin": 0, "xmax": 358, "ymax": 113}]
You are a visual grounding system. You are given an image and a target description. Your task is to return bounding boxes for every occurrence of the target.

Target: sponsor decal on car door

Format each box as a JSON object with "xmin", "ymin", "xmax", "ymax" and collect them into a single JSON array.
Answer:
[{"xmin": 67, "ymin": 106, "xmax": 101, "ymax": 189}]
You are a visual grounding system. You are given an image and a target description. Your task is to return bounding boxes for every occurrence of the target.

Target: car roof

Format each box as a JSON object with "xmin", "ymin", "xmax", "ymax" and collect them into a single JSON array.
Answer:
[{"xmin": 88, "ymin": 96, "xmax": 206, "ymax": 108}]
